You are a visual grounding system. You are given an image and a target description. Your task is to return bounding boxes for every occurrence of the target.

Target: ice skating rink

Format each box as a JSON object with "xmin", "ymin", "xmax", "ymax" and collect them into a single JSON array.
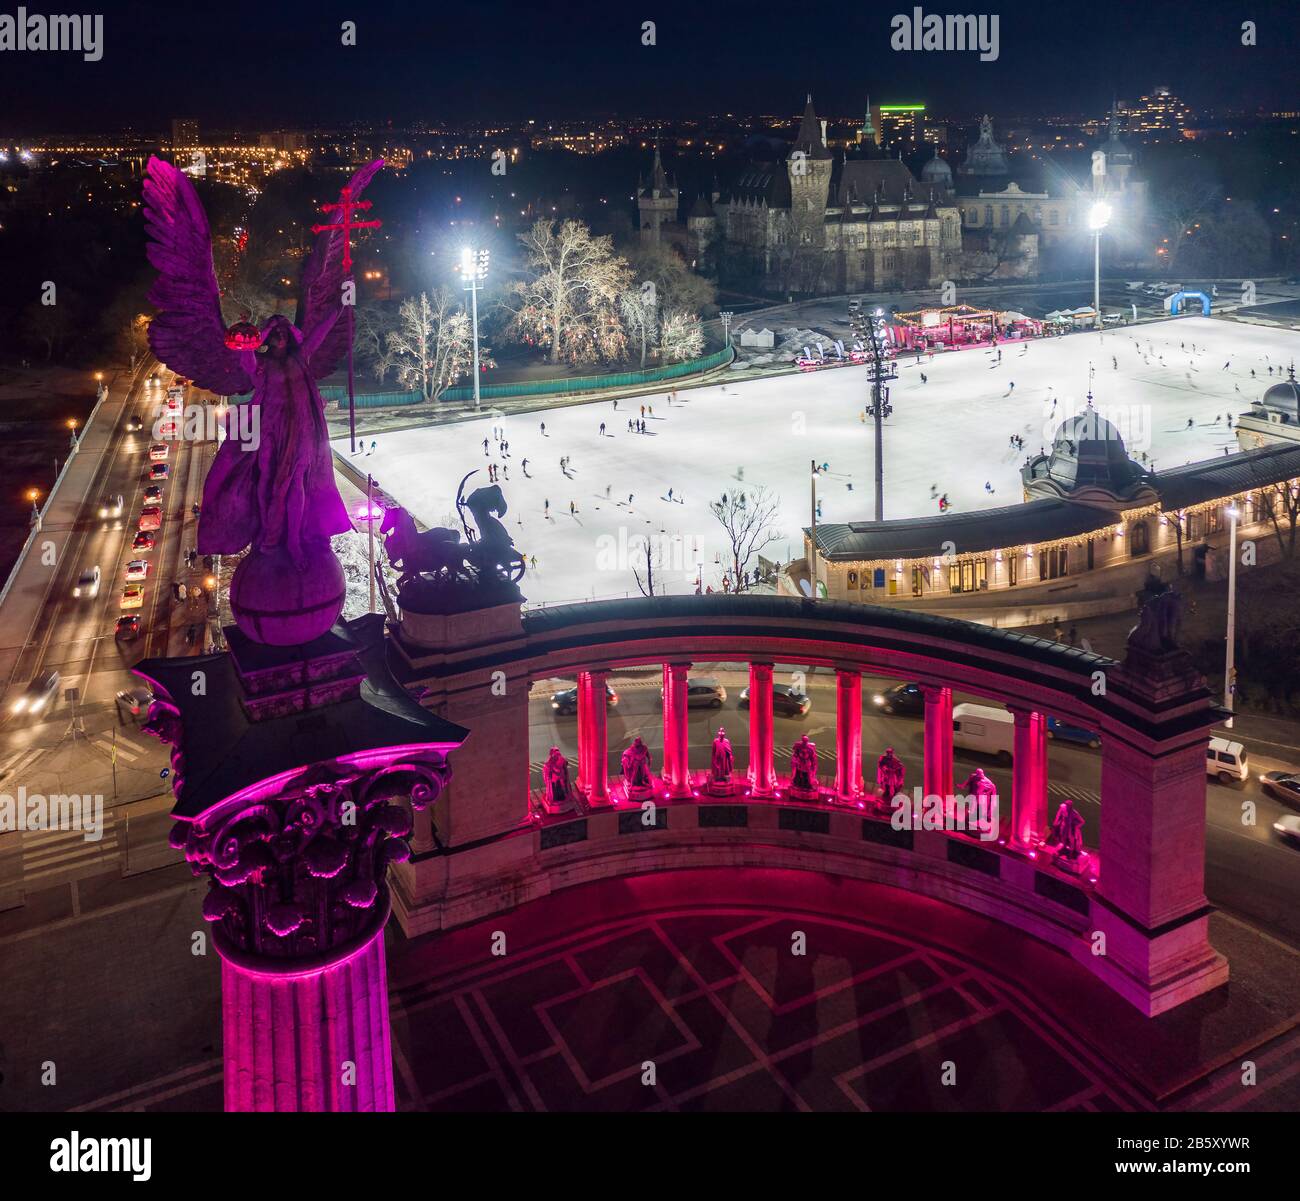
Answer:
[{"xmin": 341, "ymin": 317, "xmax": 1300, "ymax": 605}]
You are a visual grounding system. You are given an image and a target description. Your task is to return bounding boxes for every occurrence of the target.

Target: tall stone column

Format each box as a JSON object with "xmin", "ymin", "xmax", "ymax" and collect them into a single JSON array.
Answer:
[
  {"xmin": 747, "ymin": 662, "xmax": 776, "ymax": 796},
  {"xmin": 221, "ymin": 909, "xmax": 394, "ymax": 1112},
  {"xmin": 168, "ymin": 754, "xmax": 452, "ymax": 1112},
  {"xmin": 662, "ymin": 661, "xmax": 692, "ymax": 797},
  {"xmin": 1010, "ymin": 707, "xmax": 1048, "ymax": 847},
  {"xmin": 922, "ymin": 684, "xmax": 953, "ymax": 798},
  {"xmin": 577, "ymin": 668, "xmax": 610, "ymax": 805},
  {"xmin": 835, "ymin": 669, "xmax": 863, "ymax": 802}
]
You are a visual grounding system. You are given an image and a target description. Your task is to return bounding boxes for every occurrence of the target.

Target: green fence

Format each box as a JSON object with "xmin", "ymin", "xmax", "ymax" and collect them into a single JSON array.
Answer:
[
  {"xmin": 321, "ymin": 387, "xmax": 426, "ymax": 409},
  {"xmin": 323, "ymin": 346, "xmax": 733, "ymax": 410}
]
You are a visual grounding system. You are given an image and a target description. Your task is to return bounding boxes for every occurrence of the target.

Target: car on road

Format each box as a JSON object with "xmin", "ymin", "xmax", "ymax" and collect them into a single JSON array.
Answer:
[
  {"xmin": 115, "ymin": 614, "xmax": 141, "ymax": 641},
  {"xmin": 149, "ymin": 463, "xmax": 170, "ymax": 480},
  {"xmin": 661, "ymin": 677, "xmax": 727, "ymax": 709},
  {"xmin": 72, "ymin": 565, "xmax": 101, "ymax": 598},
  {"xmin": 98, "ymin": 494, "xmax": 124, "ymax": 519},
  {"xmin": 138, "ymin": 507, "xmax": 162, "ymax": 532},
  {"xmin": 125, "ymin": 414, "xmax": 143, "ymax": 432},
  {"xmin": 872, "ymin": 681, "xmax": 924, "ymax": 716},
  {"xmin": 115, "ymin": 684, "xmax": 153, "ymax": 719},
  {"xmin": 125, "ymin": 559, "xmax": 151, "ymax": 581},
  {"xmin": 148, "ymin": 443, "xmax": 169, "ymax": 462},
  {"xmin": 131, "ymin": 531, "xmax": 156, "ymax": 551},
  {"xmin": 144, "ymin": 485, "xmax": 164, "ymax": 502},
  {"xmin": 740, "ymin": 682, "xmax": 811, "ymax": 717},
  {"xmin": 120, "ymin": 585, "xmax": 145, "ymax": 610},
  {"xmin": 1260, "ymin": 771, "xmax": 1300, "ymax": 808},
  {"xmin": 1273, "ymin": 814, "xmax": 1300, "ymax": 848},
  {"xmin": 1207, "ymin": 737, "xmax": 1249, "ymax": 785},
  {"xmin": 1046, "ymin": 715, "xmax": 1101, "ymax": 749},
  {"xmin": 550, "ymin": 682, "xmax": 618, "ymax": 716},
  {"xmin": 12, "ymin": 670, "xmax": 60, "ymax": 716}
]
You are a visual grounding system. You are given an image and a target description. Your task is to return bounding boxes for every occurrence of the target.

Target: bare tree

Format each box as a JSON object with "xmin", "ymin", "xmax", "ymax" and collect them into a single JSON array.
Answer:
[
  {"xmin": 630, "ymin": 534, "xmax": 666, "ymax": 596},
  {"xmin": 659, "ymin": 310, "xmax": 705, "ymax": 362},
  {"xmin": 21, "ymin": 302, "xmax": 71, "ymax": 361},
  {"xmin": 506, "ymin": 218, "xmax": 632, "ymax": 365},
  {"xmin": 619, "ymin": 285, "xmax": 658, "ymax": 368},
  {"xmin": 626, "ymin": 242, "xmax": 717, "ymax": 316},
  {"xmin": 710, "ymin": 486, "xmax": 782, "ymax": 591},
  {"xmin": 385, "ymin": 289, "xmax": 493, "ymax": 401},
  {"xmin": 1259, "ymin": 483, "xmax": 1300, "ymax": 560},
  {"xmin": 1151, "ymin": 179, "xmax": 1219, "ymax": 275},
  {"xmin": 353, "ymin": 302, "xmax": 396, "ymax": 384}
]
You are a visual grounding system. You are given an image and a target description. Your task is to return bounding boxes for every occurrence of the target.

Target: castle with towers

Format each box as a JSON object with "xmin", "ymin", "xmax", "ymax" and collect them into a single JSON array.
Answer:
[{"xmin": 638, "ymin": 97, "xmax": 1147, "ymax": 296}]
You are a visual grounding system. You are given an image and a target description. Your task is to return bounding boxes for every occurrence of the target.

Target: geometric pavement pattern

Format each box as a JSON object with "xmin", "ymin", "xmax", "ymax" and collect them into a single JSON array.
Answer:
[
  {"xmin": 388, "ymin": 909, "xmax": 1154, "ymax": 1113},
  {"xmin": 68, "ymin": 891, "xmax": 1300, "ymax": 1113}
]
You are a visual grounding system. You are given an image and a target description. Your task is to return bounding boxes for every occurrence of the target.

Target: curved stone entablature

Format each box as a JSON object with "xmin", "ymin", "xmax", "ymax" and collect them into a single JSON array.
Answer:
[{"xmin": 395, "ymin": 594, "xmax": 1216, "ymax": 755}]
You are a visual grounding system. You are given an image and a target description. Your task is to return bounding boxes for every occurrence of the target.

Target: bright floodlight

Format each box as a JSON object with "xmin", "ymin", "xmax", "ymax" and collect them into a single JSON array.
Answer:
[
  {"xmin": 461, "ymin": 246, "xmax": 489, "ymax": 280},
  {"xmin": 1088, "ymin": 201, "xmax": 1112, "ymax": 231}
]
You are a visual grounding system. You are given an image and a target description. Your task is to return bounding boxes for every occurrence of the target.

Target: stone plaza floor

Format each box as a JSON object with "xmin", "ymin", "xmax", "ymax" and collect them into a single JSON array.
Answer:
[{"xmin": 6, "ymin": 865, "xmax": 1299, "ymax": 1113}]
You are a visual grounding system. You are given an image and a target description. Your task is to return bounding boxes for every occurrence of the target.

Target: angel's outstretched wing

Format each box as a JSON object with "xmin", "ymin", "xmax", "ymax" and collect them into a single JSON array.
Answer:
[
  {"xmin": 142, "ymin": 156, "xmax": 253, "ymax": 397},
  {"xmin": 296, "ymin": 159, "xmax": 385, "ymax": 381}
]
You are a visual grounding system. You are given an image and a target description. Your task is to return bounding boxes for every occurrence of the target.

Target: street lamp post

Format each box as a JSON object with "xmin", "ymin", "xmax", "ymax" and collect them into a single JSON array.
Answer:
[
  {"xmin": 864, "ymin": 309, "xmax": 897, "ymax": 522},
  {"xmin": 461, "ymin": 246, "xmax": 489, "ymax": 410},
  {"xmin": 810, "ymin": 460, "xmax": 819, "ymax": 595},
  {"xmin": 1088, "ymin": 201, "xmax": 1112, "ymax": 331},
  {"xmin": 367, "ymin": 474, "xmax": 376, "ymax": 615},
  {"xmin": 720, "ymin": 310, "xmax": 734, "ymax": 350},
  {"xmin": 1224, "ymin": 504, "xmax": 1239, "ymax": 728}
]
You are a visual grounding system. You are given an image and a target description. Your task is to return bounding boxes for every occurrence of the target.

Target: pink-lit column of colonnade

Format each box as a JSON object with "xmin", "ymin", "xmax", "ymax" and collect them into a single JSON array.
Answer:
[{"xmin": 572, "ymin": 661, "xmax": 1049, "ymax": 838}]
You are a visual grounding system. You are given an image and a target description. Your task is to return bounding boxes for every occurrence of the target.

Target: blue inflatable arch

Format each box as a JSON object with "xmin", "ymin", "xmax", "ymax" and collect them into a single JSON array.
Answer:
[{"xmin": 1169, "ymin": 290, "xmax": 1212, "ymax": 316}]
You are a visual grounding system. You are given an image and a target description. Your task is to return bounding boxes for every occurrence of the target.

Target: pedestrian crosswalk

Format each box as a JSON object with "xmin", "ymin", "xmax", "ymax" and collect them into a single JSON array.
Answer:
[
  {"xmin": 0, "ymin": 746, "xmax": 46, "ymax": 784},
  {"xmin": 1048, "ymin": 781, "xmax": 1101, "ymax": 807},
  {"xmin": 22, "ymin": 819, "xmax": 120, "ymax": 887},
  {"xmin": 89, "ymin": 731, "xmax": 154, "ymax": 764}
]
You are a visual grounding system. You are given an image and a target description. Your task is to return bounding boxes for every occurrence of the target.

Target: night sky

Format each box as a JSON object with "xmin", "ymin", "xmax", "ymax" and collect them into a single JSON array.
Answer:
[{"xmin": 1, "ymin": 0, "xmax": 1297, "ymax": 132}]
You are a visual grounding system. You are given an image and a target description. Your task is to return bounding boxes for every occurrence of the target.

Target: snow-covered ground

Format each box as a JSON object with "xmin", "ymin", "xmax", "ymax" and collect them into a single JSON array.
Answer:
[{"xmin": 337, "ymin": 317, "xmax": 1300, "ymax": 606}]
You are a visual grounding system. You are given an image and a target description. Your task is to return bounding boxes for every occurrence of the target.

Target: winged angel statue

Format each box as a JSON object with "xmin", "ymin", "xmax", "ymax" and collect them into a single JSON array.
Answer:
[{"xmin": 142, "ymin": 156, "xmax": 382, "ymax": 645}]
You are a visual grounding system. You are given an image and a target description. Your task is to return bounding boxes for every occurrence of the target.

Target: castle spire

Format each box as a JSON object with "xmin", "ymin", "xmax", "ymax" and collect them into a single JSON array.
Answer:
[{"xmin": 792, "ymin": 93, "xmax": 832, "ymax": 161}]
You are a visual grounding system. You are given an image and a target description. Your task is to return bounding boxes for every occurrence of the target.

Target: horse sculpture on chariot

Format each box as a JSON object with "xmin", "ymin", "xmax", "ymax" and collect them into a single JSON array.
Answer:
[{"xmin": 378, "ymin": 470, "xmax": 526, "ymax": 608}]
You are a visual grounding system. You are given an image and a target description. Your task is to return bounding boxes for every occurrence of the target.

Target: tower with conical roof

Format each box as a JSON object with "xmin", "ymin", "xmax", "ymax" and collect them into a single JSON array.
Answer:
[
  {"xmin": 856, "ymin": 95, "xmax": 878, "ymax": 147},
  {"xmin": 1097, "ymin": 101, "xmax": 1135, "ymax": 192},
  {"xmin": 787, "ymin": 94, "xmax": 833, "ymax": 255},
  {"xmin": 638, "ymin": 138, "xmax": 678, "ymax": 246}
]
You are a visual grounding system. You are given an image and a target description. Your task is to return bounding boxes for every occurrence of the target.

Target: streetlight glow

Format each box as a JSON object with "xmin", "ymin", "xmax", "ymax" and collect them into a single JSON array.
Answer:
[
  {"xmin": 1087, "ymin": 201, "xmax": 1112, "ymax": 231},
  {"xmin": 461, "ymin": 245, "xmax": 490, "ymax": 409}
]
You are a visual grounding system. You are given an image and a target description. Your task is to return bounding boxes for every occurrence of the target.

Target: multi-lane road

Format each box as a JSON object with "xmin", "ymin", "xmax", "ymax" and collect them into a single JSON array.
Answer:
[{"xmin": 0, "ymin": 363, "xmax": 217, "ymax": 895}]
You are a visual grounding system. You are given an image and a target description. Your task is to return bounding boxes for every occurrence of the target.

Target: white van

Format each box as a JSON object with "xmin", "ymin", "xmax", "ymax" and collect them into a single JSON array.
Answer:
[
  {"xmin": 1207, "ymin": 737, "xmax": 1248, "ymax": 785},
  {"xmin": 952, "ymin": 703, "xmax": 1014, "ymax": 765}
]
